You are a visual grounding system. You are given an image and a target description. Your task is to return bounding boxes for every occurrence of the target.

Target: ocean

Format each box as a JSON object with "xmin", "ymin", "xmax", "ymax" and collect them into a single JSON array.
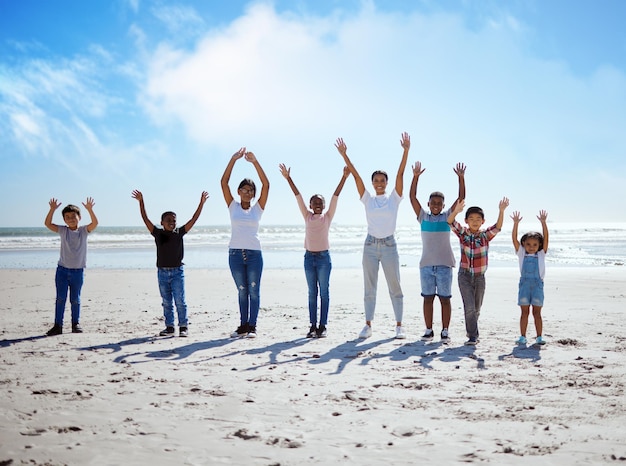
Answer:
[{"xmin": 0, "ymin": 223, "xmax": 624, "ymax": 270}]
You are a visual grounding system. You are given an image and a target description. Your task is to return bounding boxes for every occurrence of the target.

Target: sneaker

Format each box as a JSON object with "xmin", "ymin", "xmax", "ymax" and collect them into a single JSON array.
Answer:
[
  {"xmin": 230, "ymin": 324, "xmax": 249, "ymax": 338},
  {"xmin": 316, "ymin": 325, "xmax": 327, "ymax": 338},
  {"xmin": 421, "ymin": 329, "xmax": 434, "ymax": 341},
  {"xmin": 46, "ymin": 324, "xmax": 62, "ymax": 336},
  {"xmin": 306, "ymin": 325, "xmax": 317, "ymax": 338},
  {"xmin": 464, "ymin": 337, "xmax": 478, "ymax": 346},
  {"xmin": 159, "ymin": 326, "xmax": 175, "ymax": 336},
  {"xmin": 535, "ymin": 336, "xmax": 546, "ymax": 345},
  {"xmin": 179, "ymin": 327, "xmax": 188, "ymax": 337},
  {"xmin": 246, "ymin": 326, "xmax": 257, "ymax": 338},
  {"xmin": 395, "ymin": 326, "xmax": 407, "ymax": 339},
  {"xmin": 71, "ymin": 323, "xmax": 83, "ymax": 334},
  {"xmin": 441, "ymin": 328, "xmax": 450, "ymax": 343},
  {"xmin": 516, "ymin": 335, "xmax": 527, "ymax": 345},
  {"xmin": 358, "ymin": 325, "xmax": 372, "ymax": 339}
]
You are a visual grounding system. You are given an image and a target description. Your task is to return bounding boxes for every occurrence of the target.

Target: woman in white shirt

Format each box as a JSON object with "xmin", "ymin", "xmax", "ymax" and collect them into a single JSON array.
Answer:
[
  {"xmin": 335, "ymin": 133, "xmax": 410, "ymax": 340},
  {"xmin": 221, "ymin": 148, "xmax": 269, "ymax": 339}
]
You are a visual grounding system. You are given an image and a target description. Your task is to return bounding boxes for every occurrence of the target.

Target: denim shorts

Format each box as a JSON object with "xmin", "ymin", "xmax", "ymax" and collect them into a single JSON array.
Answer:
[
  {"xmin": 518, "ymin": 278, "xmax": 544, "ymax": 306},
  {"xmin": 420, "ymin": 266, "xmax": 452, "ymax": 298}
]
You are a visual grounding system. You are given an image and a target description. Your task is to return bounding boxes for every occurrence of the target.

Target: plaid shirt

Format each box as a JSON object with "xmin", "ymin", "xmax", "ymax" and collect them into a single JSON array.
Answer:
[{"xmin": 450, "ymin": 221, "xmax": 500, "ymax": 274}]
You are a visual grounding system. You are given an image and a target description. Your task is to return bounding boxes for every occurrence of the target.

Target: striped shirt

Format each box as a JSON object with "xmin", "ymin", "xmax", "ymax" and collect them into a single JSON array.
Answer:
[{"xmin": 450, "ymin": 221, "xmax": 501, "ymax": 274}]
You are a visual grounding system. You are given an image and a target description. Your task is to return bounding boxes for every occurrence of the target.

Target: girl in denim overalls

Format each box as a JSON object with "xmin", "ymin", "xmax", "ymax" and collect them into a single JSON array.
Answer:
[{"xmin": 511, "ymin": 210, "xmax": 549, "ymax": 346}]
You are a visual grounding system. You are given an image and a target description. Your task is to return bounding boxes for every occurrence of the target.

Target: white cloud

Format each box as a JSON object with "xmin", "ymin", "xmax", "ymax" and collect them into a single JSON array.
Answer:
[{"xmin": 139, "ymin": 2, "xmax": 626, "ymax": 223}]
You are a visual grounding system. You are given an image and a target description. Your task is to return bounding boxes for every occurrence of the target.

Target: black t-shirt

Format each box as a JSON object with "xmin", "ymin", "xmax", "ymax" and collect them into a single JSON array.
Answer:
[{"xmin": 151, "ymin": 226, "xmax": 187, "ymax": 267}]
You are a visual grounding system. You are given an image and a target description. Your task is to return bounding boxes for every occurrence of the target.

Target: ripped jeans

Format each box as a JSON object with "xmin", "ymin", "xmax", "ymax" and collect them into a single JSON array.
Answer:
[{"xmin": 228, "ymin": 249, "xmax": 263, "ymax": 327}]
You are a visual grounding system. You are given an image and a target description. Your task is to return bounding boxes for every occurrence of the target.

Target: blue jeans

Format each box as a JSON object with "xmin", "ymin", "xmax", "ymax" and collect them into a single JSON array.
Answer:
[
  {"xmin": 229, "ymin": 249, "xmax": 263, "ymax": 326},
  {"xmin": 362, "ymin": 235, "xmax": 403, "ymax": 322},
  {"xmin": 457, "ymin": 269, "xmax": 486, "ymax": 339},
  {"xmin": 304, "ymin": 250, "xmax": 332, "ymax": 326},
  {"xmin": 157, "ymin": 266, "xmax": 188, "ymax": 327},
  {"xmin": 55, "ymin": 265, "xmax": 84, "ymax": 326}
]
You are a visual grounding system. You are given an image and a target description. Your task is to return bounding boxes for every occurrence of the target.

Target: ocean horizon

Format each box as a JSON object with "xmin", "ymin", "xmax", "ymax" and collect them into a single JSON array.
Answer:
[{"xmin": 0, "ymin": 223, "xmax": 625, "ymax": 270}]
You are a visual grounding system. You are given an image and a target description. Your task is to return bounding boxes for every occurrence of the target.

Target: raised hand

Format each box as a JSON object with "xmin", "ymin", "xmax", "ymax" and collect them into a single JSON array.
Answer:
[
  {"xmin": 83, "ymin": 197, "xmax": 96, "ymax": 210},
  {"xmin": 131, "ymin": 190, "xmax": 143, "ymax": 202},
  {"xmin": 334, "ymin": 138, "xmax": 347, "ymax": 156},
  {"xmin": 454, "ymin": 162, "xmax": 466, "ymax": 177},
  {"xmin": 537, "ymin": 210, "xmax": 548, "ymax": 222},
  {"xmin": 279, "ymin": 163, "xmax": 290, "ymax": 179},
  {"xmin": 400, "ymin": 132, "xmax": 410, "ymax": 150},
  {"xmin": 511, "ymin": 211, "xmax": 522, "ymax": 223},
  {"xmin": 244, "ymin": 151, "xmax": 257, "ymax": 163},
  {"xmin": 49, "ymin": 198, "xmax": 61, "ymax": 210},
  {"xmin": 232, "ymin": 147, "xmax": 246, "ymax": 160},
  {"xmin": 412, "ymin": 161, "xmax": 425, "ymax": 177}
]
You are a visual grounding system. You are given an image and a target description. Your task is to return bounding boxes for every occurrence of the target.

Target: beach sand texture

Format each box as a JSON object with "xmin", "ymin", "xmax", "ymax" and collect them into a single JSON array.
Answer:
[{"xmin": 1, "ymin": 267, "xmax": 625, "ymax": 465}]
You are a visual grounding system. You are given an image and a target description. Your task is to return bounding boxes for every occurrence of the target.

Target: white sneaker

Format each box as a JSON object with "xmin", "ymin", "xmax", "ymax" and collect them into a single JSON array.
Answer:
[
  {"xmin": 395, "ymin": 326, "xmax": 406, "ymax": 339},
  {"xmin": 358, "ymin": 325, "xmax": 372, "ymax": 339}
]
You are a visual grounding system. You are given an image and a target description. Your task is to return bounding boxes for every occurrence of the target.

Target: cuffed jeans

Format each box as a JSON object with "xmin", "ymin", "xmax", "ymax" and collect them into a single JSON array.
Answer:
[
  {"xmin": 157, "ymin": 266, "xmax": 188, "ymax": 327},
  {"xmin": 304, "ymin": 250, "xmax": 332, "ymax": 326},
  {"xmin": 229, "ymin": 249, "xmax": 263, "ymax": 326},
  {"xmin": 362, "ymin": 234, "xmax": 403, "ymax": 322},
  {"xmin": 55, "ymin": 265, "xmax": 84, "ymax": 326},
  {"xmin": 458, "ymin": 269, "xmax": 486, "ymax": 339}
]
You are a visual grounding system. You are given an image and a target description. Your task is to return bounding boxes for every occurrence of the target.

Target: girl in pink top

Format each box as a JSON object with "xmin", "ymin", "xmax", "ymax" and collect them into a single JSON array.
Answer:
[{"xmin": 279, "ymin": 163, "xmax": 350, "ymax": 338}]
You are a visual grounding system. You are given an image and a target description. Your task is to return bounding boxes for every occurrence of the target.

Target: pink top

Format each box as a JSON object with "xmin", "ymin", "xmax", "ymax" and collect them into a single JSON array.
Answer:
[{"xmin": 296, "ymin": 194, "xmax": 339, "ymax": 252}]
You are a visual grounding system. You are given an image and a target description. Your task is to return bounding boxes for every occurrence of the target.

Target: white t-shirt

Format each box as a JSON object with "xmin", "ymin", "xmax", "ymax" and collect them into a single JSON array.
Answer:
[
  {"xmin": 360, "ymin": 189, "xmax": 402, "ymax": 238},
  {"xmin": 228, "ymin": 201, "xmax": 263, "ymax": 250},
  {"xmin": 517, "ymin": 247, "xmax": 546, "ymax": 279}
]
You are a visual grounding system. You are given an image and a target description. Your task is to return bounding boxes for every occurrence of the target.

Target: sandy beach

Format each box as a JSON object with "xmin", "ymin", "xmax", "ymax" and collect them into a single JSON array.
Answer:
[{"xmin": 1, "ymin": 266, "xmax": 625, "ymax": 465}]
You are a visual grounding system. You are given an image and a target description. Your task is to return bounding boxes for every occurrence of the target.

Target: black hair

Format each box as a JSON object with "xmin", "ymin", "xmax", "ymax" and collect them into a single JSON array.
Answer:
[
  {"xmin": 465, "ymin": 206, "xmax": 484, "ymax": 220},
  {"xmin": 238, "ymin": 178, "xmax": 256, "ymax": 195},
  {"xmin": 62, "ymin": 204, "xmax": 81, "ymax": 218},
  {"xmin": 309, "ymin": 194, "xmax": 325, "ymax": 205},
  {"xmin": 429, "ymin": 191, "xmax": 445, "ymax": 201},
  {"xmin": 521, "ymin": 232, "xmax": 545, "ymax": 251},
  {"xmin": 161, "ymin": 211, "xmax": 176, "ymax": 221},
  {"xmin": 371, "ymin": 170, "xmax": 388, "ymax": 182}
]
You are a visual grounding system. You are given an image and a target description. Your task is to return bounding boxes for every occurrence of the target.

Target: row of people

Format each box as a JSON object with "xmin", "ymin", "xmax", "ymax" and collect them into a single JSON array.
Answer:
[{"xmin": 44, "ymin": 134, "xmax": 549, "ymax": 346}]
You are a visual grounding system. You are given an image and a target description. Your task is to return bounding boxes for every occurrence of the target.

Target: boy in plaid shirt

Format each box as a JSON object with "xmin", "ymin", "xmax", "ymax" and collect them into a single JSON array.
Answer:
[{"xmin": 448, "ymin": 197, "xmax": 509, "ymax": 345}]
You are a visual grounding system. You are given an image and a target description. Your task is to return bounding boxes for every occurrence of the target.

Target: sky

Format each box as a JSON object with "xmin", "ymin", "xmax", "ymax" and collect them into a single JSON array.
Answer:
[{"xmin": 1, "ymin": 0, "xmax": 625, "ymax": 228}]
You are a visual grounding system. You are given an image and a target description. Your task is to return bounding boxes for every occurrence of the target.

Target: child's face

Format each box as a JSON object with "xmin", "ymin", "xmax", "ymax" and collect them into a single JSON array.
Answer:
[
  {"xmin": 371, "ymin": 174, "xmax": 388, "ymax": 195},
  {"xmin": 309, "ymin": 196, "xmax": 325, "ymax": 214},
  {"xmin": 465, "ymin": 213, "xmax": 485, "ymax": 233},
  {"xmin": 161, "ymin": 214, "xmax": 177, "ymax": 232},
  {"xmin": 63, "ymin": 212, "xmax": 80, "ymax": 230},
  {"xmin": 428, "ymin": 196, "xmax": 445, "ymax": 215},
  {"xmin": 523, "ymin": 238, "xmax": 541, "ymax": 254}
]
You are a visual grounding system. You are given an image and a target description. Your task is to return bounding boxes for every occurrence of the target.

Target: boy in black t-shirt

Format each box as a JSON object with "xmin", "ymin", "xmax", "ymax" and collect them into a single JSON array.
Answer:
[{"xmin": 132, "ymin": 190, "xmax": 209, "ymax": 337}]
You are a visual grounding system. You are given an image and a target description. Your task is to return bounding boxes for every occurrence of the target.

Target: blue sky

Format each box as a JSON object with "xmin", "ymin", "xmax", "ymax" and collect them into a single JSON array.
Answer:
[{"xmin": 1, "ymin": 0, "xmax": 625, "ymax": 227}]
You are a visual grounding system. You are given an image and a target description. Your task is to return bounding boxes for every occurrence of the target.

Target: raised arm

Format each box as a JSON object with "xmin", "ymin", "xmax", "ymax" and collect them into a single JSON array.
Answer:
[
  {"xmin": 334, "ymin": 166, "xmax": 350, "ymax": 196},
  {"xmin": 395, "ymin": 132, "xmax": 410, "ymax": 197},
  {"xmin": 279, "ymin": 163, "xmax": 300, "ymax": 196},
  {"xmin": 82, "ymin": 197, "xmax": 98, "ymax": 233},
  {"xmin": 335, "ymin": 137, "xmax": 365, "ymax": 198},
  {"xmin": 511, "ymin": 210, "xmax": 522, "ymax": 252},
  {"xmin": 221, "ymin": 147, "xmax": 246, "ymax": 207},
  {"xmin": 184, "ymin": 191, "xmax": 209, "ymax": 231},
  {"xmin": 131, "ymin": 190, "xmax": 155, "ymax": 232},
  {"xmin": 447, "ymin": 199, "xmax": 465, "ymax": 225},
  {"xmin": 495, "ymin": 197, "xmax": 510, "ymax": 230},
  {"xmin": 44, "ymin": 198, "xmax": 61, "ymax": 233},
  {"xmin": 450, "ymin": 163, "xmax": 466, "ymax": 211},
  {"xmin": 409, "ymin": 161, "xmax": 425, "ymax": 216},
  {"xmin": 245, "ymin": 152, "xmax": 270, "ymax": 210},
  {"xmin": 538, "ymin": 210, "xmax": 549, "ymax": 253}
]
